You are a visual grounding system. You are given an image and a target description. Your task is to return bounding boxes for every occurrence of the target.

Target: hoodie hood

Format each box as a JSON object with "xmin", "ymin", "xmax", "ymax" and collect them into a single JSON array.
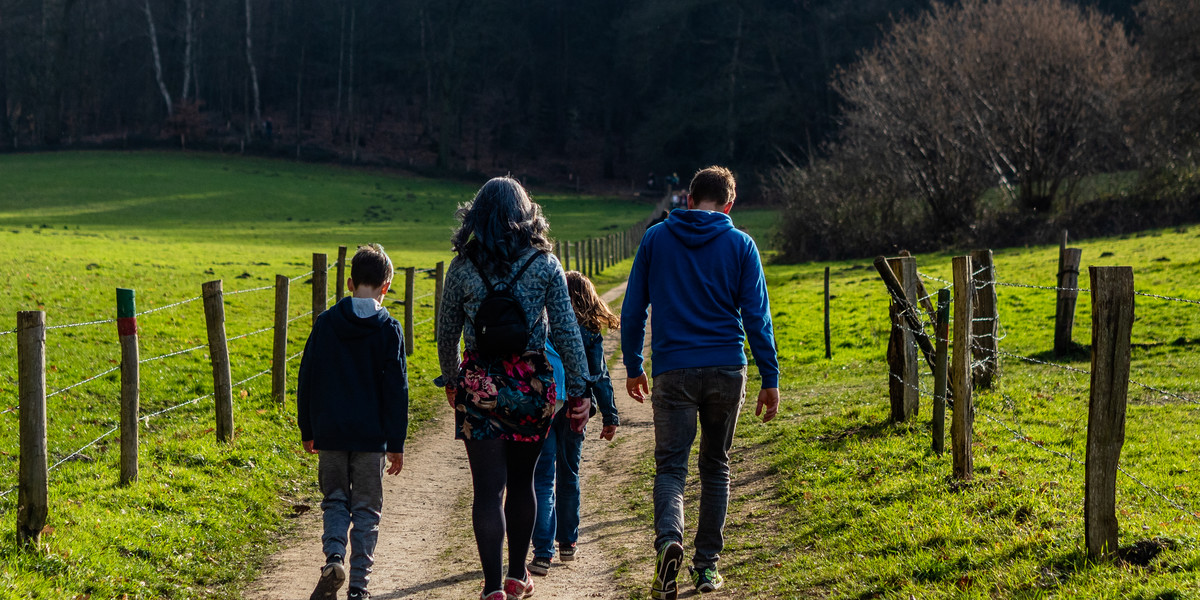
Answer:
[
  {"xmin": 328, "ymin": 296, "xmax": 392, "ymax": 340},
  {"xmin": 662, "ymin": 209, "xmax": 735, "ymax": 248}
]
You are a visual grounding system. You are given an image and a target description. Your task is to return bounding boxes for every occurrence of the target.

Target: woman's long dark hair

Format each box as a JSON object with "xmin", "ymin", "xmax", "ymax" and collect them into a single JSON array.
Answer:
[{"xmin": 452, "ymin": 177, "xmax": 553, "ymax": 278}]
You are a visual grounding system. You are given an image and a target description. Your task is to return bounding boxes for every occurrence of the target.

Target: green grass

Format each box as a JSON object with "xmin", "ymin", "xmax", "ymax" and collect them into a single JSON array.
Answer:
[
  {"xmin": 716, "ymin": 224, "xmax": 1200, "ymax": 598},
  {"xmin": 0, "ymin": 150, "xmax": 653, "ymax": 599}
]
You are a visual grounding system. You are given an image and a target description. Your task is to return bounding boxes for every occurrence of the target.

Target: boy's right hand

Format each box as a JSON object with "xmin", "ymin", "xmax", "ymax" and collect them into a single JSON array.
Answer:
[
  {"xmin": 600, "ymin": 425, "xmax": 618, "ymax": 441},
  {"xmin": 386, "ymin": 452, "xmax": 404, "ymax": 475},
  {"xmin": 302, "ymin": 440, "xmax": 317, "ymax": 454}
]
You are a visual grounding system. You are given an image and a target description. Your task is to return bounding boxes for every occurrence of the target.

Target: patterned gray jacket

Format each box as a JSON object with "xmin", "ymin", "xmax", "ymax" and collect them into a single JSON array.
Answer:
[{"xmin": 436, "ymin": 248, "xmax": 590, "ymax": 398}]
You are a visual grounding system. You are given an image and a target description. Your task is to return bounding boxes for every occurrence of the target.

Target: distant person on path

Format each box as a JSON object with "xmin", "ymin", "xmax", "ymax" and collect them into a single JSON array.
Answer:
[
  {"xmin": 297, "ymin": 243, "xmax": 409, "ymax": 600},
  {"xmin": 529, "ymin": 271, "xmax": 621, "ymax": 577},
  {"xmin": 621, "ymin": 166, "xmax": 780, "ymax": 599},
  {"xmin": 436, "ymin": 177, "xmax": 592, "ymax": 600}
]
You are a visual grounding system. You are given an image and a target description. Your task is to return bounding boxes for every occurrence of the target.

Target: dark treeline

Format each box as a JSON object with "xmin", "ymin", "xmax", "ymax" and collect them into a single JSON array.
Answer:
[{"xmin": 0, "ymin": 0, "xmax": 1139, "ymax": 189}]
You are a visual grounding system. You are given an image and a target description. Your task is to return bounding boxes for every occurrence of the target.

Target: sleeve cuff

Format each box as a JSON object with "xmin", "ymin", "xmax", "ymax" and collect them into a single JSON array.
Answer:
[
  {"xmin": 626, "ymin": 365, "xmax": 644, "ymax": 379},
  {"xmin": 387, "ymin": 439, "xmax": 406, "ymax": 453},
  {"xmin": 760, "ymin": 374, "xmax": 779, "ymax": 389}
]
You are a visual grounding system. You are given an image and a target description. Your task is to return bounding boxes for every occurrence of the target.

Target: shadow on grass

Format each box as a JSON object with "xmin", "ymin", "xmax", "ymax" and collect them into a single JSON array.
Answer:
[{"xmin": 1028, "ymin": 344, "xmax": 1092, "ymax": 364}]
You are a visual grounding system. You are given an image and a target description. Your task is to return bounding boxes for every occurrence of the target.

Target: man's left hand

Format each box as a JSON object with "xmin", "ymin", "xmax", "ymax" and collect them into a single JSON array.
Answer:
[
  {"xmin": 756, "ymin": 388, "xmax": 780, "ymax": 423},
  {"xmin": 302, "ymin": 439, "xmax": 317, "ymax": 454}
]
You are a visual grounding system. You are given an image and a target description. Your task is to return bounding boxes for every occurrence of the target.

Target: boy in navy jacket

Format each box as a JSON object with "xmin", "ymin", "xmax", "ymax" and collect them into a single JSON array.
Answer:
[{"xmin": 298, "ymin": 243, "xmax": 409, "ymax": 600}]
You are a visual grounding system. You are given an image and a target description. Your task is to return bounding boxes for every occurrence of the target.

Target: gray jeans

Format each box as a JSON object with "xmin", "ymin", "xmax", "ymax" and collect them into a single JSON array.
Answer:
[
  {"xmin": 651, "ymin": 365, "xmax": 746, "ymax": 569},
  {"xmin": 319, "ymin": 451, "xmax": 386, "ymax": 590}
]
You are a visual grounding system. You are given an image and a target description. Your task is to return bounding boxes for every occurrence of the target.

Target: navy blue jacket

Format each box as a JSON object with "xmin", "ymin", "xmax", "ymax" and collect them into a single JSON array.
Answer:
[
  {"xmin": 582, "ymin": 328, "xmax": 619, "ymax": 426},
  {"xmin": 621, "ymin": 209, "xmax": 779, "ymax": 389},
  {"xmin": 297, "ymin": 297, "xmax": 409, "ymax": 452}
]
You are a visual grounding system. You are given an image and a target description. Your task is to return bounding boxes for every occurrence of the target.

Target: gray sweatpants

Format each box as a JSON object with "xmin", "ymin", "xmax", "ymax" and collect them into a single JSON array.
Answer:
[{"xmin": 318, "ymin": 450, "xmax": 386, "ymax": 590}]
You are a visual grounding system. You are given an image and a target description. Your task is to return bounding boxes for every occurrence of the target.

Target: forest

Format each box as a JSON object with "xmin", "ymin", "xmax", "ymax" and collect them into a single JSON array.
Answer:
[{"xmin": 0, "ymin": 0, "xmax": 1144, "ymax": 188}]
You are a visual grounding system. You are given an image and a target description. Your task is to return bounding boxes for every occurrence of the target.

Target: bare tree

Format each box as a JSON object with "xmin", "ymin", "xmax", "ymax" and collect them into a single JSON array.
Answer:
[
  {"xmin": 244, "ymin": 0, "xmax": 261, "ymax": 127},
  {"xmin": 141, "ymin": 0, "xmax": 172, "ymax": 116},
  {"xmin": 1134, "ymin": 0, "xmax": 1200, "ymax": 163},
  {"xmin": 837, "ymin": 0, "xmax": 1137, "ymax": 218}
]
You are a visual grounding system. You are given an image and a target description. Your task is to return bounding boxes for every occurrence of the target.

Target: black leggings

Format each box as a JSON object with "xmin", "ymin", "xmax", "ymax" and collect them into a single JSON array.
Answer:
[{"xmin": 464, "ymin": 438, "xmax": 544, "ymax": 594}]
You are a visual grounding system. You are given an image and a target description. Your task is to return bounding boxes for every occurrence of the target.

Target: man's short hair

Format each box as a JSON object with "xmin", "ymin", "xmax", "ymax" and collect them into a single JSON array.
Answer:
[
  {"xmin": 689, "ymin": 166, "xmax": 737, "ymax": 206},
  {"xmin": 351, "ymin": 243, "xmax": 393, "ymax": 288}
]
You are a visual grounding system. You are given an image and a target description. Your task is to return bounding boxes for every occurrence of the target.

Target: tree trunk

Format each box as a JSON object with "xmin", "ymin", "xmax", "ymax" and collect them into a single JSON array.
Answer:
[
  {"xmin": 142, "ymin": 0, "xmax": 173, "ymax": 116},
  {"xmin": 244, "ymin": 0, "xmax": 261, "ymax": 126},
  {"xmin": 181, "ymin": 0, "xmax": 194, "ymax": 101}
]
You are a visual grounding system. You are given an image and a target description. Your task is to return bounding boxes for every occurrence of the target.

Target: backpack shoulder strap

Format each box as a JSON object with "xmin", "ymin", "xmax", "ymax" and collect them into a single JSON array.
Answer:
[{"xmin": 505, "ymin": 250, "xmax": 544, "ymax": 290}]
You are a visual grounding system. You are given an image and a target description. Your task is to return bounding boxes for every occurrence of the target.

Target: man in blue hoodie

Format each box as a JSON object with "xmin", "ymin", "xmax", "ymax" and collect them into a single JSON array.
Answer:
[
  {"xmin": 621, "ymin": 166, "xmax": 780, "ymax": 599},
  {"xmin": 298, "ymin": 243, "xmax": 409, "ymax": 600}
]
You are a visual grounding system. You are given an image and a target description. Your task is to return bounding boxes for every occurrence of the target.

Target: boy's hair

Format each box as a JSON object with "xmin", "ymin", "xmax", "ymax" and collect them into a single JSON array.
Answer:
[
  {"xmin": 689, "ymin": 166, "xmax": 737, "ymax": 206},
  {"xmin": 351, "ymin": 243, "xmax": 393, "ymax": 288},
  {"xmin": 565, "ymin": 271, "xmax": 620, "ymax": 334}
]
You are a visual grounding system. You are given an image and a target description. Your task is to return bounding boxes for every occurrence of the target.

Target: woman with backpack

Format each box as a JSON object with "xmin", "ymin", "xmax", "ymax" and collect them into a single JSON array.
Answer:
[{"xmin": 436, "ymin": 176, "xmax": 592, "ymax": 600}]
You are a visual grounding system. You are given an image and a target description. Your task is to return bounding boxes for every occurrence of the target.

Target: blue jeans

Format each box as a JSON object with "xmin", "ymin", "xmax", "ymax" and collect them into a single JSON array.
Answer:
[
  {"xmin": 532, "ymin": 410, "xmax": 585, "ymax": 559},
  {"xmin": 651, "ymin": 366, "xmax": 746, "ymax": 569},
  {"xmin": 318, "ymin": 451, "xmax": 386, "ymax": 590}
]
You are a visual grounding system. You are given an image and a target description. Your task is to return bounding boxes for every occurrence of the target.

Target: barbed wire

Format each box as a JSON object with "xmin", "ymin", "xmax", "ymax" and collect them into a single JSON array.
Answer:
[
  {"xmin": 228, "ymin": 324, "xmax": 274, "ymax": 343},
  {"xmin": 139, "ymin": 343, "xmax": 208, "ymax": 364},
  {"xmin": 994, "ymin": 348, "xmax": 1091, "ymax": 376},
  {"xmin": 137, "ymin": 295, "xmax": 202, "ymax": 317},
  {"xmin": 415, "ymin": 317, "xmax": 434, "ymax": 327},
  {"xmin": 226, "ymin": 284, "xmax": 274, "ymax": 296},
  {"xmin": 982, "ymin": 410, "xmax": 1196, "ymax": 517},
  {"xmin": 918, "ymin": 272, "xmax": 953, "ymax": 287},
  {"xmin": 46, "ymin": 365, "xmax": 121, "ymax": 398},
  {"xmin": 289, "ymin": 270, "xmax": 314, "ymax": 282},
  {"xmin": 1134, "ymin": 291, "xmax": 1200, "ymax": 306},
  {"xmin": 0, "ymin": 329, "xmax": 15, "ymax": 337},
  {"xmin": 47, "ymin": 425, "xmax": 120, "ymax": 472},
  {"xmin": 414, "ymin": 292, "xmax": 435, "ymax": 301},
  {"xmin": 1129, "ymin": 379, "xmax": 1199, "ymax": 406},
  {"xmin": 286, "ymin": 310, "xmax": 314, "ymax": 324},
  {"xmin": 142, "ymin": 391, "xmax": 214, "ymax": 420},
  {"xmin": 46, "ymin": 317, "xmax": 116, "ymax": 330}
]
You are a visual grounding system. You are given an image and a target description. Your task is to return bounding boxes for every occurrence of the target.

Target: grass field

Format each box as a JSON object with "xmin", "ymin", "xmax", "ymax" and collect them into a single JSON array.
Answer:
[
  {"xmin": 0, "ymin": 151, "xmax": 656, "ymax": 599},
  {"xmin": 663, "ymin": 226, "xmax": 1200, "ymax": 598}
]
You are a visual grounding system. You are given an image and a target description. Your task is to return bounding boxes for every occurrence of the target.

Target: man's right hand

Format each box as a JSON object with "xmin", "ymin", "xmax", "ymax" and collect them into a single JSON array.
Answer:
[
  {"xmin": 756, "ymin": 388, "xmax": 780, "ymax": 423},
  {"xmin": 302, "ymin": 439, "xmax": 317, "ymax": 454},
  {"xmin": 627, "ymin": 373, "xmax": 649, "ymax": 403}
]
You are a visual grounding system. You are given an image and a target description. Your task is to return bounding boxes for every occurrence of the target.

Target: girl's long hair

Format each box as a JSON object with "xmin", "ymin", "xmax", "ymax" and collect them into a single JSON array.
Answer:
[
  {"xmin": 451, "ymin": 177, "xmax": 553, "ymax": 277},
  {"xmin": 565, "ymin": 271, "xmax": 620, "ymax": 334}
]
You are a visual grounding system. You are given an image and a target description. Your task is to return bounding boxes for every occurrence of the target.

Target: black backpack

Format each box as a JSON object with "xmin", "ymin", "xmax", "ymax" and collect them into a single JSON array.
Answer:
[{"xmin": 467, "ymin": 251, "xmax": 543, "ymax": 359}]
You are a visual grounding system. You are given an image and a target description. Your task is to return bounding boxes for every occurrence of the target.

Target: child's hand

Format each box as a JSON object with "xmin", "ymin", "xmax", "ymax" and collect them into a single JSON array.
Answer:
[
  {"xmin": 302, "ymin": 440, "xmax": 317, "ymax": 454},
  {"xmin": 386, "ymin": 452, "xmax": 404, "ymax": 475},
  {"xmin": 600, "ymin": 425, "xmax": 617, "ymax": 441}
]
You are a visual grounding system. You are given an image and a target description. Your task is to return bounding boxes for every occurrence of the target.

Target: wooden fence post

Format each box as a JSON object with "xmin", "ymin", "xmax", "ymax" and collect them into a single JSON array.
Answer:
[
  {"xmin": 434, "ymin": 261, "xmax": 445, "ymax": 341},
  {"xmin": 951, "ymin": 256, "xmax": 974, "ymax": 480},
  {"xmin": 886, "ymin": 256, "xmax": 919, "ymax": 422},
  {"xmin": 933, "ymin": 288, "xmax": 950, "ymax": 456},
  {"xmin": 17, "ymin": 310, "xmax": 48, "ymax": 546},
  {"xmin": 202, "ymin": 280, "xmax": 234, "ymax": 443},
  {"xmin": 336, "ymin": 245, "xmax": 348, "ymax": 301},
  {"xmin": 824, "ymin": 266, "xmax": 832, "ymax": 359},
  {"xmin": 586, "ymin": 239, "xmax": 593, "ymax": 277},
  {"xmin": 117, "ymin": 289, "xmax": 139, "ymax": 485},
  {"xmin": 272, "ymin": 275, "xmax": 289, "ymax": 406},
  {"xmin": 1085, "ymin": 266, "xmax": 1134, "ymax": 562},
  {"xmin": 404, "ymin": 266, "xmax": 415, "ymax": 357},
  {"xmin": 970, "ymin": 249, "xmax": 999, "ymax": 388},
  {"xmin": 574, "ymin": 241, "xmax": 581, "ymax": 272},
  {"xmin": 1055, "ymin": 247, "xmax": 1083, "ymax": 355},
  {"xmin": 563, "ymin": 240, "xmax": 571, "ymax": 272},
  {"xmin": 313, "ymin": 253, "xmax": 328, "ymax": 326}
]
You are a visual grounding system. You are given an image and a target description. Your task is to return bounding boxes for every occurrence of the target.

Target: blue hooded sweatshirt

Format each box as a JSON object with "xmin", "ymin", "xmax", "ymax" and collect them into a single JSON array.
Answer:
[{"xmin": 621, "ymin": 209, "xmax": 779, "ymax": 389}]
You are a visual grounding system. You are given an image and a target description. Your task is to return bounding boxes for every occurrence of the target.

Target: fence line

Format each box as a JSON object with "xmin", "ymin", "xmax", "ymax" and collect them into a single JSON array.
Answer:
[
  {"xmin": 1135, "ymin": 291, "xmax": 1200, "ymax": 305},
  {"xmin": 139, "ymin": 343, "xmax": 208, "ymax": 364},
  {"xmin": 46, "ymin": 365, "xmax": 121, "ymax": 399},
  {"xmin": 225, "ymin": 284, "xmax": 275, "ymax": 296},
  {"xmin": 228, "ymin": 324, "xmax": 275, "ymax": 343}
]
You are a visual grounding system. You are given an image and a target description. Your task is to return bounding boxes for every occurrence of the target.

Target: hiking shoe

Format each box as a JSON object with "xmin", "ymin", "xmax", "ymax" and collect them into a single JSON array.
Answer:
[
  {"xmin": 308, "ymin": 559, "xmax": 346, "ymax": 600},
  {"xmin": 503, "ymin": 569, "xmax": 535, "ymax": 599},
  {"xmin": 527, "ymin": 556, "xmax": 552, "ymax": 576},
  {"xmin": 650, "ymin": 541, "xmax": 683, "ymax": 600},
  {"xmin": 689, "ymin": 566, "xmax": 725, "ymax": 593},
  {"xmin": 347, "ymin": 588, "xmax": 371, "ymax": 599},
  {"xmin": 558, "ymin": 543, "xmax": 577, "ymax": 562}
]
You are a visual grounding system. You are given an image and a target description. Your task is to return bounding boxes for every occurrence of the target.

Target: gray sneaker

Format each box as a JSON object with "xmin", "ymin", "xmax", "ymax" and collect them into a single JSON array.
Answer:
[{"xmin": 309, "ymin": 559, "xmax": 346, "ymax": 600}]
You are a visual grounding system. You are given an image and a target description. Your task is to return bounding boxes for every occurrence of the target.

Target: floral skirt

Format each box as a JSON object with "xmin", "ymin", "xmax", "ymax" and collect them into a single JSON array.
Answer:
[{"xmin": 454, "ymin": 350, "xmax": 557, "ymax": 442}]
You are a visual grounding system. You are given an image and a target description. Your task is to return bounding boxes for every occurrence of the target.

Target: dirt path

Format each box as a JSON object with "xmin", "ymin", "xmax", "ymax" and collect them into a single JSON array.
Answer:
[{"xmin": 248, "ymin": 281, "xmax": 667, "ymax": 599}]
